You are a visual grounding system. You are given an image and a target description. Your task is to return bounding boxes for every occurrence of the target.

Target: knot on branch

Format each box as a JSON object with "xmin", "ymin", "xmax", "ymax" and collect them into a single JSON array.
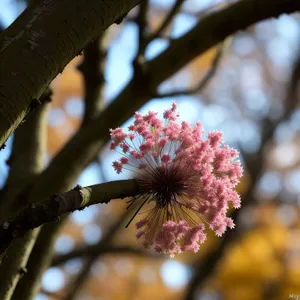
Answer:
[
  {"xmin": 19, "ymin": 267, "xmax": 27, "ymax": 277},
  {"xmin": 115, "ymin": 13, "xmax": 128, "ymax": 25},
  {"xmin": 2, "ymin": 222, "xmax": 9, "ymax": 230},
  {"xmin": 73, "ymin": 184, "xmax": 83, "ymax": 191},
  {"xmin": 39, "ymin": 88, "xmax": 53, "ymax": 104},
  {"xmin": 29, "ymin": 98, "xmax": 41, "ymax": 112},
  {"xmin": 29, "ymin": 88, "xmax": 52, "ymax": 112}
]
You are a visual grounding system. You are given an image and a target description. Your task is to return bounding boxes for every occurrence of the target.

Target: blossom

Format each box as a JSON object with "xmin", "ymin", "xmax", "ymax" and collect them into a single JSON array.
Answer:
[{"xmin": 110, "ymin": 102, "xmax": 243, "ymax": 257}]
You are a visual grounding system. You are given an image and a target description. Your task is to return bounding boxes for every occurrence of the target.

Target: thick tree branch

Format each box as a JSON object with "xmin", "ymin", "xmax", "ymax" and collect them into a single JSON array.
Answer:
[
  {"xmin": 12, "ymin": 134, "xmax": 108, "ymax": 300},
  {"xmin": 11, "ymin": 194, "xmax": 137, "ymax": 300},
  {"xmin": 12, "ymin": 222, "xmax": 66, "ymax": 300},
  {"xmin": 12, "ymin": 109, "xmax": 105, "ymax": 299},
  {"xmin": 0, "ymin": 0, "xmax": 141, "ymax": 147},
  {"xmin": 0, "ymin": 92, "xmax": 50, "ymax": 299},
  {"xmin": 0, "ymin": 89, "xmax": 51, "ymax": 223},
  {"xmin": 0, "ymin": 231, "xmax": 40, "ymax": 300},
  {"xmin": 0, "ymin": 180, "xmax": 140, "ymax": 256},
  {"xmin": 79, "ymin": 34, "xmax": 107, "ymax": 126}
]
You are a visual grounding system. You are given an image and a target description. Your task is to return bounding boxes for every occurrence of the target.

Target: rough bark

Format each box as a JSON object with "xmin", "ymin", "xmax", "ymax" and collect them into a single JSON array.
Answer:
[
  {"xmin": 0, "ymin": 100, "xmax": 50, "ymax": 223},
  {"xmin": 0, "ymin": 0, "xmax": 141, "ymax": 147},
  {"xmin": 0, "ymin": 98, "xmax": 50, "ymax": 299},
  {"xmin": 0, "ymin": 180, "xmax": 140, "ymax": 255}
]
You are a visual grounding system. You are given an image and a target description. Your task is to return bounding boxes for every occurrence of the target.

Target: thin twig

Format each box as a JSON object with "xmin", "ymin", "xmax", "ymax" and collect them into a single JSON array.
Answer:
[
  {"xmin": 52, "ymin": 245, "xmax": 159, "ymax": 266},
  {"xmin": 63, "ymin": 211, "xmax": 143, "ymax": 300},
  {"xmin": 94, "ymin": 156, "xmax": 108, "ymax": 183},
  {"xmin": 133, "ymin": 1, "xmax": 149, "ymax": 75},
  {"xmin": 64, "ymin": 256, "xmax": 94, "ymax": 300},
  {"xmin": 153, "ymin": 43, "xmax": 225, "ymax": 98},
  {"xmin": 40, "ymin": 289, "xmax": 65, "ymax": 299},
  {"xmin": 148, "ymin": 0, "xmax": 185, "ymax": 43},
  {"xmin": 79, "ymin": 34, "xmax": 107, "ymax": 126},
  {"xmin": 285, "ymin": 50, "xmax": 300, "ymax": 114}
]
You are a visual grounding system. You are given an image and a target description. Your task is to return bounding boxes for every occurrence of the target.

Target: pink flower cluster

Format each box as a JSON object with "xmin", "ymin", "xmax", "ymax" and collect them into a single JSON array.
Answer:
[{"xmin": 110, "ymin": 102, "xmax": 243, "ymax": 257}]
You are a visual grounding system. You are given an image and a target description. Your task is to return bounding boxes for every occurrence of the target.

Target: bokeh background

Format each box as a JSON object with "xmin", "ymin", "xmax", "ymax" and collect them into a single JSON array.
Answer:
[{"xmin": 1, "ymin": 0, "xmax": 300, "ymax": 299}]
